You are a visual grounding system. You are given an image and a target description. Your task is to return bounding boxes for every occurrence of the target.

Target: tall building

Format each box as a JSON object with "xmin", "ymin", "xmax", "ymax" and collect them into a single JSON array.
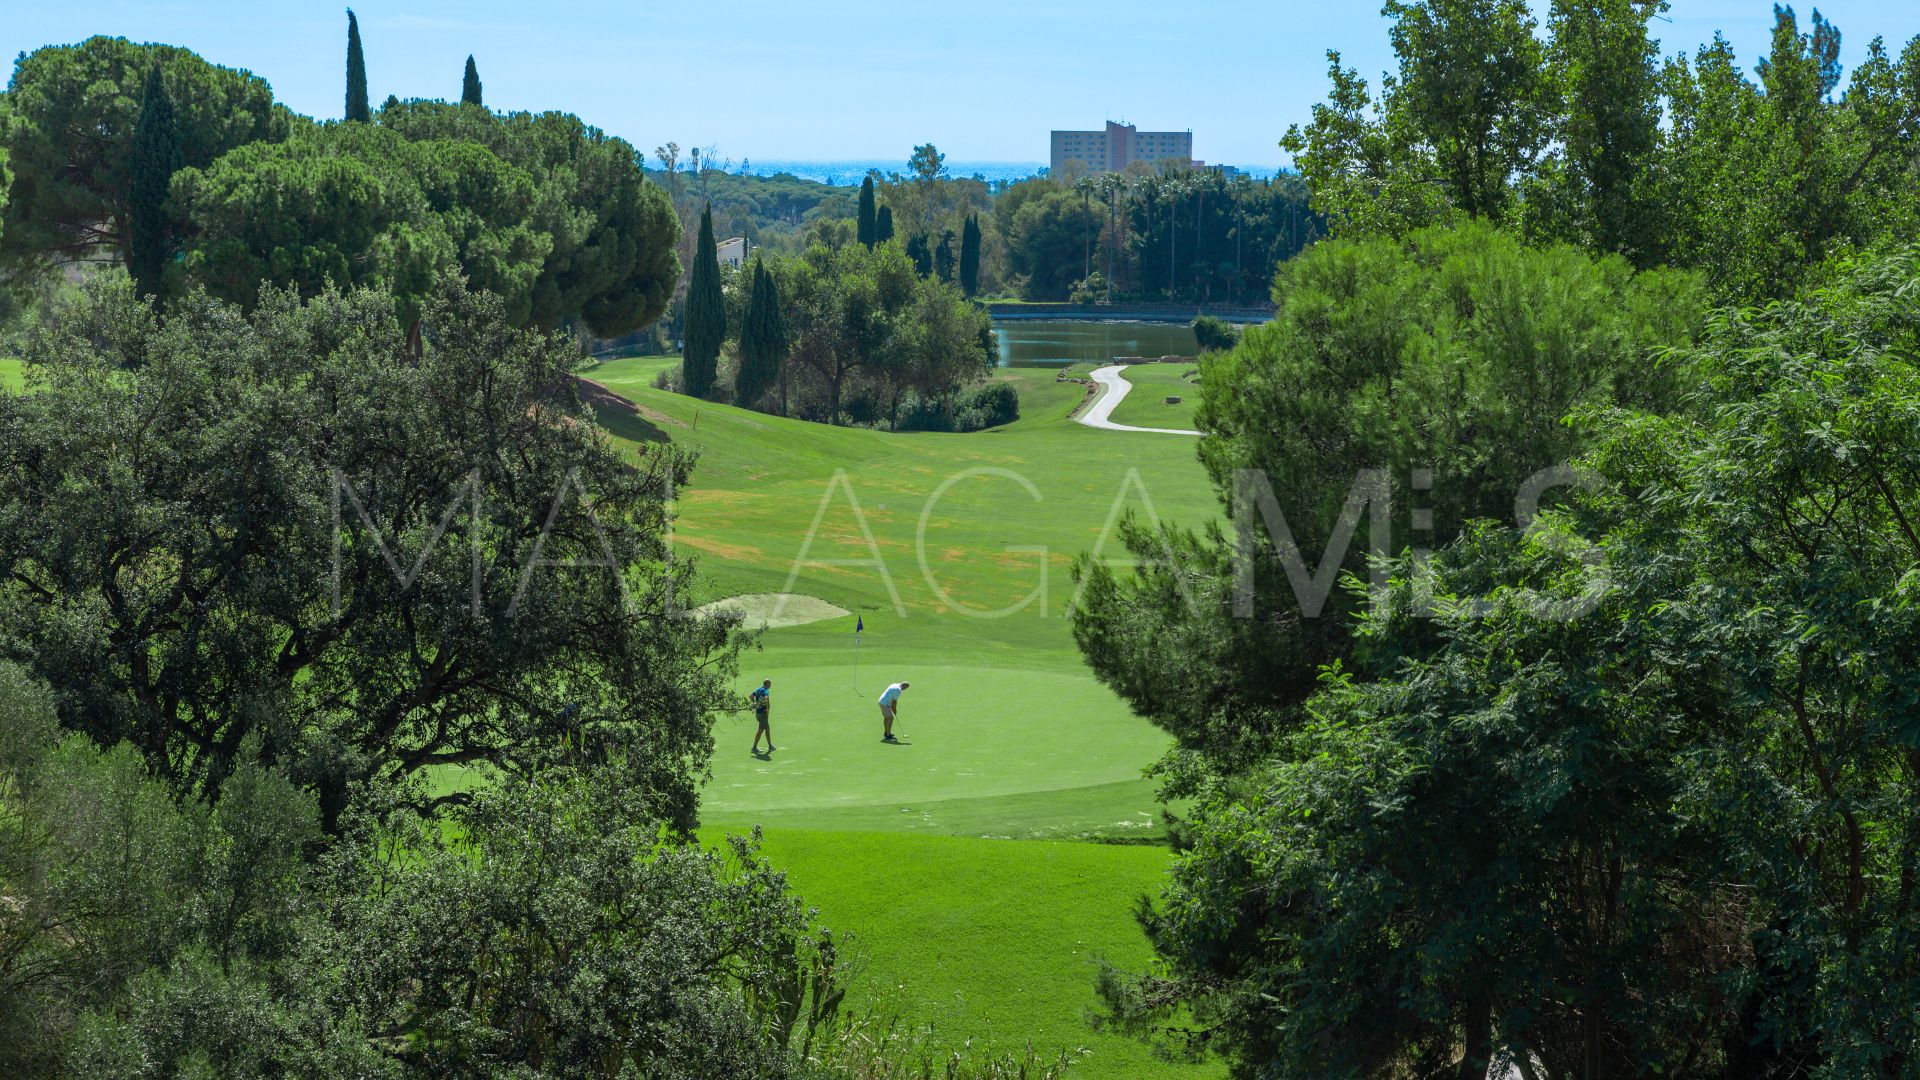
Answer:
[{"xmin": 1050, "ymin": 121, "xmax": 1197, "ymax": 176}]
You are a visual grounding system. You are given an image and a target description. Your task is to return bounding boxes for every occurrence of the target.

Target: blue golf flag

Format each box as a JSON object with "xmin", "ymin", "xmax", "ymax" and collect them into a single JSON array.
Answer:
[{"xmin": 856, "ymin": 616, "xmax": 864, "ymax": 634}]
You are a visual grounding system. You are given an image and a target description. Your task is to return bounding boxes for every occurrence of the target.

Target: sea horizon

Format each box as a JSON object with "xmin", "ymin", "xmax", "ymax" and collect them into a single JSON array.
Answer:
[{"xmin": 736, "ymin": 158, "xmax": 1286, "ymax": 186}]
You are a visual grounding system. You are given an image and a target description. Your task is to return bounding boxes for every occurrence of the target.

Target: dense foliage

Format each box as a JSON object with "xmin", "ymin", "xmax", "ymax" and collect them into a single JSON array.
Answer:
[
  {"xmin": 762, "ymin": 239, "xmax": 994, "ymax": 427},
  {"xmin": 1284, "ymin": 0, "xmax": 1920, "ymax": 303},
  {"xmin": 170, "ymin": 122, "xmax": 548, "ymax": 322},
  {"xmin": 993, "ymin": 170, "xmax": 1321, "ymax": 303},
  {"xmin": 0, "ymin": 274, "xmax": 740, "ymax": 829},
  {"xmin": 0, "ymin": 658, "xmax": 857, "ymax": 1078},
  {"xmin": 1074, "ymin": 220, "xmax": 1700, "ymax": 768},
  {"xmin": 0, "ymin": 41, "xmax": 677, "ymax": 335},
  {"xmin": 1077, "ymin": 4, "xmax": 1920, "ymax": 1078},
  {"xmin": 0, "ymin": 37, "xmax": 289, "ymax": 283},
  {"xmin": 1099, "ymin": 246, "xmax": 1920, "ymax": 1078},
  {"xmin": 735, "ymin": 258, "xmax": 788, "ymax": 409},
  {"xmin": 373, "ymin": 100, "xmax": 681, "ymax": 335}
]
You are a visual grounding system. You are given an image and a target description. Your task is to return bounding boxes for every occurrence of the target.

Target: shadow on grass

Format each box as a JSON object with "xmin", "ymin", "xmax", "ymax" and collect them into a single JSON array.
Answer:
[{"xmin": 574, "ymin": 375, "xmax": 669, "ymax": 444}]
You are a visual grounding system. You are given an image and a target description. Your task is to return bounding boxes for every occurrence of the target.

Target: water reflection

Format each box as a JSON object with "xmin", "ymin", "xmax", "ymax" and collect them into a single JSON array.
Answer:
[{"xmin": 993, "ymin": 320, "xmax": 1199, "ymax": 368}]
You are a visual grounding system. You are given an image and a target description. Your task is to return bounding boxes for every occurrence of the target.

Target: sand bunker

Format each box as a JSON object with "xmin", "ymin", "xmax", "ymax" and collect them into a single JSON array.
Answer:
[{"xmin": 697, "ymin": 593, "xmax": 852, "ymax": 630}]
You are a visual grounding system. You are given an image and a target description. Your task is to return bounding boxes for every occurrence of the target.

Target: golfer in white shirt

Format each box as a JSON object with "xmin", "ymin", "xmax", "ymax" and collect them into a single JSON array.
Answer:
[{"xmin": 877, "ymin": 681, "xmax": 909, "ymax": 743}]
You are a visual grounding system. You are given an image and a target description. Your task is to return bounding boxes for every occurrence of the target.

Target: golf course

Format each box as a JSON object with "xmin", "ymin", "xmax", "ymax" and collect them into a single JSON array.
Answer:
[{"xmin": 584, "ymin": 352, "xmax": 1222, "ymax": 1077}]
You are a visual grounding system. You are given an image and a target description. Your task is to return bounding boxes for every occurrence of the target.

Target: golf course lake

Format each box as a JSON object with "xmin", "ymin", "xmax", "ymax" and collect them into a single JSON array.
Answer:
[{"xmin": 993, "ymin": 318, "xmax": 1198, "ymax": 367}]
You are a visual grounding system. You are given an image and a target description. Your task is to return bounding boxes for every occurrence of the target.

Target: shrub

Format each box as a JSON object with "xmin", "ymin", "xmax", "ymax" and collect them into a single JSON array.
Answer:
[
  {"xmin": 893, "ymin": 391, "xmax": 953, "ymax": 432},
  {"xmin": 954, "ymin": 381, "xmax": 1019, "ymax": 432},
  {"xmin": 1190, "ymin": 314, "xmax": 1240, "ymax": 353}
]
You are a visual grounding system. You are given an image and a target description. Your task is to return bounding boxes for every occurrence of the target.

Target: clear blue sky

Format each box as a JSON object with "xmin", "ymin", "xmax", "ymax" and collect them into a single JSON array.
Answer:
[{"xmin": 6, "ymin": 2, "xmax": 1919, "ymax": 169}]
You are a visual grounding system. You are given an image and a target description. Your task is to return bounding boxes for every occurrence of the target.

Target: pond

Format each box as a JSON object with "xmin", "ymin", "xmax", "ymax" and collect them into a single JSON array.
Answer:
[{"xmin": 992, "ymin": 320, "xmax": 1199, "ymax": 368}]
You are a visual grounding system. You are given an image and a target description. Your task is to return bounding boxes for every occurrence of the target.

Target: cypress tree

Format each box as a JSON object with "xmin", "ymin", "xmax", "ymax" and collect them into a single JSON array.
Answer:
[
  {"xmin": 461, "ymin": 55, "xmax": 483, "ymax": 106},
  {"xmin": 345, "ymin": 10, "xmax": 370, "ymax": 122},
  {"xmin": 959, "ymin": 214, "xmax": 981, "ymax": 298},
  {"xmin": 934, "ymin": 229, "xmax": 956, "ymax": 284},
  {"xmin": 128, "ymin": 64, "xmax": 181, "ymax": 304},
  {"xmin": 856, "ymin": 175, "xmax": 877, "ymax": 248},
  {"xmin": 876, "ymin": 205, "xmax": 895, "ymax": 244},
  {"xmin": 906, "ymin": 235, "xmax": 932, "ymax": 277},
  {"xmin": 683, "ymin": 203, "xmax": 725, "ymax": 399},
  {"xmin": 735, "ymin": 259, "xmax": 786, "ymax": 409}
]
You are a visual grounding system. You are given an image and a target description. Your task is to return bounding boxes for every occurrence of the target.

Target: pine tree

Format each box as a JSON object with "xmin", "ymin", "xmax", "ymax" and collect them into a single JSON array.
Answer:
[
  {"xmin": 461, "ymin": 55, "xmax": 483, "ymax": 106},
  {"xmin": 857, "ymin": 175, "xmax": 877, "ymax": 248},
  {"xmin": 876, "ymin": 205, "xmax": 895, "ymax": 244},
  {"xmin": 128, "ymin": 64, "xmax": 181, "ymax": 304},
  {"xmin": 906, "ymin": 235, "xmax": 932, "ymax": 277},
  {"xmin": 683, "ymin": 204, "xmax": 725, "ymax": 399},
  {"xmin": 345, "ymin": 10, "xmax": 370, "ymax": 122},
  {"xmin": 959, "ymin": 214, "xmax": 981, "ymax": 298},
  {"xmin": 735, "ymin": 259, "xmax": 786, "ymax": 409}
]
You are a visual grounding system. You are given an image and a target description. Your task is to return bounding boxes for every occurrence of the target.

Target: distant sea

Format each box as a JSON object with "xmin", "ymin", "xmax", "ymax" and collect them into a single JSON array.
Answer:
[
  {"xmin": 743, "ymin": 160, "xmax": 1046, "ymax": 186},
  {"xmin": 740, "ymin": 159, "xmax": 1286, "ymax": 186}
]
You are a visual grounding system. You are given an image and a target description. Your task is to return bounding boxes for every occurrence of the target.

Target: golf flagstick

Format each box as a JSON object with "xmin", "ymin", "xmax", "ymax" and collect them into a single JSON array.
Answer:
[{"xmin": 853, "ymin": 615, "xmax": 863, "ymax": 697}]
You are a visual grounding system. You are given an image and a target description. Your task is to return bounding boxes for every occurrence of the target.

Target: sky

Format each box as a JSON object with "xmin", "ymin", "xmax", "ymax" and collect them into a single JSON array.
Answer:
[{"xmin": 5, "ymin": 1, "xmax": 1920, "ymax": 170}]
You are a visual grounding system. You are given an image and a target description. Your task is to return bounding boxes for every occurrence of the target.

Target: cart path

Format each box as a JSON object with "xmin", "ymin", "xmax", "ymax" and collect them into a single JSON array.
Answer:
[{"xmin": 1076, "ymin": 365, "xmax": 1202, "ymax": 435}]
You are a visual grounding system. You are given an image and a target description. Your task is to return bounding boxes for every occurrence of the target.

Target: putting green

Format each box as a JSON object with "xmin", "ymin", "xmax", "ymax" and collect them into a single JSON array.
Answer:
[
  {"xmin": 1106, "ymin": 362, "xmax": 1203, "ymax": 431},
  {"xmin": 706, "ymin": 664, "xmax": 1169, "ymax": 829}
]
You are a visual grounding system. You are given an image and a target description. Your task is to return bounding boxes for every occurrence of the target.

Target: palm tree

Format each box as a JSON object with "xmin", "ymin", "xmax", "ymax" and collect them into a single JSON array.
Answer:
[
  {"xmin": 1096, "ymin": 172, "xmax": 1128, "ymax": 304},
  {"xmin": 1072, "ymin": 175, "xmax": 1098, "ymax": 285}
]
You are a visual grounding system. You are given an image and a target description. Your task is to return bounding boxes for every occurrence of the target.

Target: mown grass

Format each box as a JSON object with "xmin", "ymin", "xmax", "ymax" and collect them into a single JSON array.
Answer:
[
  {"xmin": 1106, "ymin": 364, "xmax": 1202, "ymax": 431},
  {"xmin": 738, "ymin": 829, "xmax": 1221, "ymax": 1080},
  {"xmin": 0, "ymin": 358, "xmax": 24, "ymax": 393}
]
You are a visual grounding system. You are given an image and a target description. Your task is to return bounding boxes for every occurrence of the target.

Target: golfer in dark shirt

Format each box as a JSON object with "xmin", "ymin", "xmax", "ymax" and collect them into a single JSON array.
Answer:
[{"xmin": 750, "ymin": 680, "xmax": 774, "ymax": 752}]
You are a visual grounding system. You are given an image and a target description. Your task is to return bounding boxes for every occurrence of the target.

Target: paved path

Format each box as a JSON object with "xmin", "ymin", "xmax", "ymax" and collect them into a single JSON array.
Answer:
[{"xmin": 1076, "ymin": 365, "xmax": 1202, "ymax": 435}]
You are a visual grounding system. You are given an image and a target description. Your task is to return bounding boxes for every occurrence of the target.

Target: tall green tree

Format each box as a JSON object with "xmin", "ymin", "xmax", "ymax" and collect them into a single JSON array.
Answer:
[
  {"xmin": 933, "ymin": 229, "xmax": 956, "ymax": 284},
  {"xmin": 185, "ymin": 103, "xmax": 682, "ymax": 336},
  {"xmin": 908, "ymin": 143, "xmax": 946, "ymax": 183},
  {"xmin": 856, "ymin": 175, "xmax": 878, "ymax": 248},
  {"xmin": 771, "ymin": 238, "xmax": 988, "ymax": 425},
  {"xmin": 958, "ymin": 214, "xmax": 981, "ymax": 297},
  {"xmin": 875, "ymin": 204, "xmax": 895, "ymax": 244},
  {"xmin": 345, "ymin": 9, "xmax": 370, "ymax": 122},
  {"xmin": 1006, "ymin": 190, "xmax": 1101, "ymax": 299},
  {"xmin": 734, "ymin": 259, "xmax": 786, "ymax": 408},
  {"xmin": 461, "ymin": 54, "xmax": 483, "ymax": 105},
  {"xmin": 683, "ymin": 203, "xmax": 725, "ymax": 398},
  {"xmin": 1282, "ymin": 0, "xmax": 1552, "ymax": 233},
  {"xmin": 905, "ymin": 234, "xmax": 933, "ymax": 277},
  {"xmin": 171, "ymin": 123, "xmax": 547, "ymax": 323},
  {"xmin": 1520, "ymin": 0, "xmax": 1664, "ymax": 261},
  {"xmin": 0, "ymin": 39, "xmax": 288, "ymax": 281},
  {"xmin": 127, "ymin": 64, "xmax": 182, "ymax": 304}
]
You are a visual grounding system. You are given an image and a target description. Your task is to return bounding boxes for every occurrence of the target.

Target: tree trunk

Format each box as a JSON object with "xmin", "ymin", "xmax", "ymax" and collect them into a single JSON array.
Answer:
[{"xmin": 1457, "ymin": 997, "xmax": 1494, "ymax": 1080}]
